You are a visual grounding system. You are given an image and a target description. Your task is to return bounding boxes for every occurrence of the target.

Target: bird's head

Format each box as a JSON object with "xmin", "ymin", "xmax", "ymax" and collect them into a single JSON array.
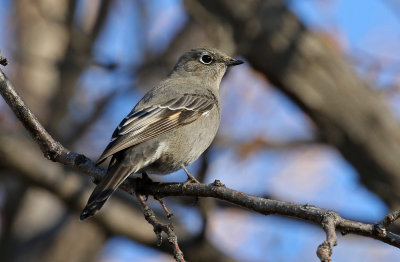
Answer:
[{"xmin": 169, "ymin": 47, "xmax": 243, "ymax": 84}]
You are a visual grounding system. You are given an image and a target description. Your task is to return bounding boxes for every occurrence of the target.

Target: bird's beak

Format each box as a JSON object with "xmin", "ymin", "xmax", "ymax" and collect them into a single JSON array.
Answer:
[{"xmin": 225, "ymin": 58, "xmax": 244, "ymax": 67}]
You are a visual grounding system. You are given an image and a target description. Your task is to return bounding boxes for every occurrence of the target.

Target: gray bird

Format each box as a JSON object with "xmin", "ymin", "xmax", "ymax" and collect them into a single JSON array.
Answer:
[{"xmin": 80, "ymin": 47, "xmax": 243, "ymax": 220}]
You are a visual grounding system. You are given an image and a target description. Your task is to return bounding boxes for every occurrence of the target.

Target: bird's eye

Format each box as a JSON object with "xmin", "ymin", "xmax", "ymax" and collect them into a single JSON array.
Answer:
[{"xmin": 199, "ymin": 54, "xmax": 213, "ymax": 65}]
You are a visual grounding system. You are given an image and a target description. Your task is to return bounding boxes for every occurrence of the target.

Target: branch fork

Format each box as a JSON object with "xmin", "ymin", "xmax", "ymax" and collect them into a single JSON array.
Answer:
[
  {"xmin": 136, "ymin": 193, "xmax": 185, "ymax": 262},
  {"xmin": 317, "ymin": 212, "xmax": 339, "ymax": 262}
]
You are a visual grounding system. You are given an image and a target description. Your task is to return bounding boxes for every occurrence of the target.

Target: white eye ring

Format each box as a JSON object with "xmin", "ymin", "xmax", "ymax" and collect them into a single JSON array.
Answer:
[{"xmin": 199, "ymin": 54, "xmax": 213, "ymax": 65}]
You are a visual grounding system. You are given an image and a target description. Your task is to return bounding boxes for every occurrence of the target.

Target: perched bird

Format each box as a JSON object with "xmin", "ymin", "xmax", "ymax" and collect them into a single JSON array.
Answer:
[{"xmin": 80, "ymin": 47, "xmax": 243, "ymax": 220}]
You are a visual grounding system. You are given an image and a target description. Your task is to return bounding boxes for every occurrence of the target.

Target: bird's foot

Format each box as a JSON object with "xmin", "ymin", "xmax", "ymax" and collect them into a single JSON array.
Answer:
[
  {"xmin": 182, "ymin": 172, "xmax": 200, "ymax": 191},
  {"xmin": 181, "ymin": 165, "xmax": 200, "ymax": 189},
  {"xmin": 184, "ymin": 174, "xmax": 200, "ymax": 185},
  {"xmin": 138, "ymin": 172, "xmax": 155, "ymax": 201}
]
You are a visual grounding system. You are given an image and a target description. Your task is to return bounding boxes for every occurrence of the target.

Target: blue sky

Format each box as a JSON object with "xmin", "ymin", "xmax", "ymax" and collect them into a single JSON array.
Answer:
[{"xmin": 291, "ymin": 0, "xmax": 400, "ymax": 87}]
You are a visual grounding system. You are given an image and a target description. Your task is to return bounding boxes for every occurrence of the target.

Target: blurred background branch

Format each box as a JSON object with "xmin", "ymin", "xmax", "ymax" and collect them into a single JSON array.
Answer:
[{"xmin": 1, "ymin": 0, "xmax": 400, "ymax": 261}]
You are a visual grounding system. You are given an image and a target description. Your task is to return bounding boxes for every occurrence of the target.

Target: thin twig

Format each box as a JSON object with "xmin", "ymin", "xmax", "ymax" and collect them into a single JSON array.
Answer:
[
  {"xmin": 136, "ymin": 193, "xmax": 185, "ymax": 262},
  {"xmin": 380, "ymin": 210, "xmax": 400, "ymax": 228},
  {"xmin": 373, "ymin": 209, "xmax": 400, "ymax": 240},
  {"xmin": 154, "ymin": 196, "xmax": 174, "ymax": 218},
  {"xmin": 316, "ymin": 212, "xmax": 338, "ymax": 262}
]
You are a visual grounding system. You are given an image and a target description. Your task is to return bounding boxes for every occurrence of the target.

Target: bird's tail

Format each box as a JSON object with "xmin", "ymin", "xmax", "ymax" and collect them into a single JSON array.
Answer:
[{"xmin": 80, "ymin": 160, "xmax": 135, "ymax": 220}]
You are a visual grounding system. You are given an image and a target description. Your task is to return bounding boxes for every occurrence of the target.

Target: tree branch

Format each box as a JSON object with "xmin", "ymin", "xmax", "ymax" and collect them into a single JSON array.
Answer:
[
  {"xmin": 1, "ymin": 61, "xmax": 399, "ymax": 262},
  {"xmin": 136, "ymin": 193, "xmax": 185, "ymax": 262},
  {"xmin": 0, "ymin": 68, "xmax": 104, "ymax": 182}
]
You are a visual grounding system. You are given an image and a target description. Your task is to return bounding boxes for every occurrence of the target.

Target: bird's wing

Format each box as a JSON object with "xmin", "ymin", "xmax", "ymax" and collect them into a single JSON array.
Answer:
[{"xmin": 96, "ymin": 94, "xmax": 215, "ymax": 164}]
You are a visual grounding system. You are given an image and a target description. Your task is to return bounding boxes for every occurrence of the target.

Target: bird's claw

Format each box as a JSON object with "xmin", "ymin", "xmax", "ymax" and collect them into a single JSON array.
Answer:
[{"xmin": 182, "ymin": 175, "xmax": 200, "ymax": 190}]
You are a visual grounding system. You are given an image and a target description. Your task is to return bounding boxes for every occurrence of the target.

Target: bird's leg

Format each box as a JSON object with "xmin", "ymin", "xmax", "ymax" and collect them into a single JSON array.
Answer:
[
  {"xmin": 140, "ymin": 172, "xmax": 154, "ymax": 201},
  {"xmin": 182, "ymin": 165, "xmax": 200, "ymax": 185}
]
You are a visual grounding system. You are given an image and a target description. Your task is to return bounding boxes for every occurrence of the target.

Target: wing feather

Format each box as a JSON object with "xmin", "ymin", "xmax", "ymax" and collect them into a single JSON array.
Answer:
[{"xmin": 96, "ymin": 94, "xmax": 215, "ymax": 164}]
